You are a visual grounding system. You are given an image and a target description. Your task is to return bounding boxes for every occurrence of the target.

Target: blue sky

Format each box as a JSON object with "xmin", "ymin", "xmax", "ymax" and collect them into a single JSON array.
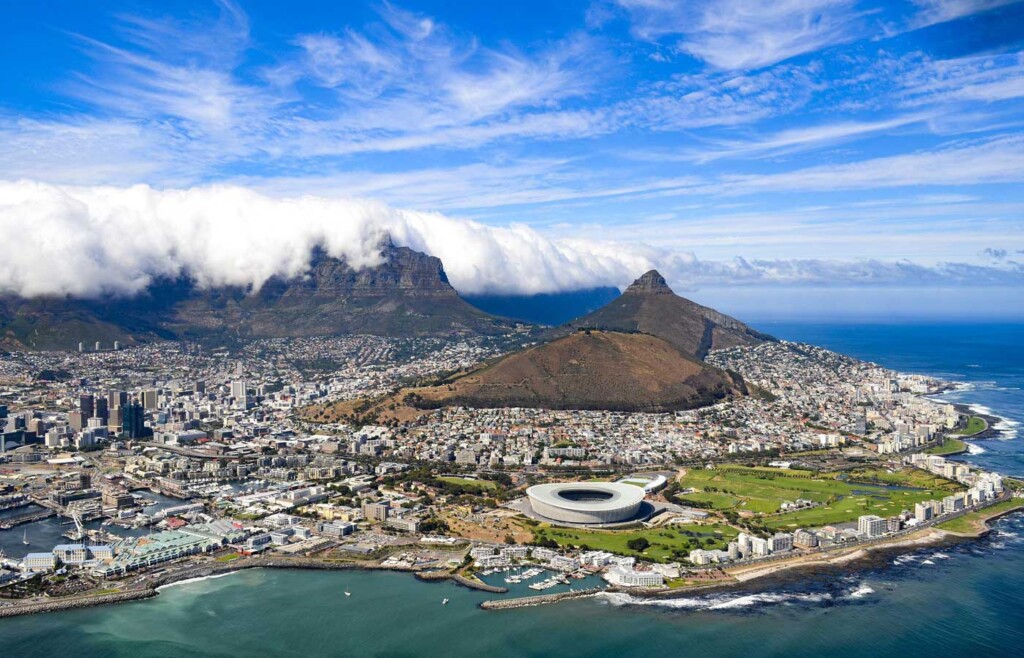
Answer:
[{"xmin": 1, "ymin": 0, "xmax": 1022, "ymax": 319}]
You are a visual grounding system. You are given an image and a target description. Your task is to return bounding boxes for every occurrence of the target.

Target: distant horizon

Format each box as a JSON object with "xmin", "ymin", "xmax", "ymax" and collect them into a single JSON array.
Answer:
[{"xmin": 1, "ymin": 0, "xmax": 1022, "ymax": 317}]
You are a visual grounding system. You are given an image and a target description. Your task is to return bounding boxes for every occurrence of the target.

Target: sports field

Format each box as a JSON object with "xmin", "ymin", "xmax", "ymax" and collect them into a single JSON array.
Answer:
[
  {"xmin": 676, "ymin": 465, "xmax": 960, "ymax": 529},
  {"xmin": 436, "ymin": 476, "xmax": 497, "ymax": 490}
]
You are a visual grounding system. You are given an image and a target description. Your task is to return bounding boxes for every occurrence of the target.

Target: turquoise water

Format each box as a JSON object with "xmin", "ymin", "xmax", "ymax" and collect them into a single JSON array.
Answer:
[{"xmin": 1, "ymin": 323, "xmax": 1022, "ymax": 657}]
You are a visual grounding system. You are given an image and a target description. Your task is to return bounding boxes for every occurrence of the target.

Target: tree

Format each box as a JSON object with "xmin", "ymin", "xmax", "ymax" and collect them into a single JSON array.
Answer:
[{"xmin": 626, "ymin": 537, "xmax": 650, "ymax": 552}]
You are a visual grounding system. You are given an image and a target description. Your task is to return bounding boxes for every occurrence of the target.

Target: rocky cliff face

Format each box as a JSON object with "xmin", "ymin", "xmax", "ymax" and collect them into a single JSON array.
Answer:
[
  {"xmin": 0, "ymin": 242, "xmax": 514, "ymax": 350},
  {"xmin": 266, "ymin": 244, "xmax": 459, "ymax": 299},
  {"xmin": 623, "ymin": 270, "xmax": 674, "ymax": 295}
]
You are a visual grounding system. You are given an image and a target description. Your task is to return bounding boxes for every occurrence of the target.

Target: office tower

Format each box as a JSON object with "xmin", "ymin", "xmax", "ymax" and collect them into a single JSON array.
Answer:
[
  {"xmin": 95, "ymin": 397, "xmax": 108, "ymax": 424},
  {"xmin": 122, "ymin": 401, "xmax": 149, "ymax": 439},
  {"xmin": 107, "ymin": 390, "xmax": 128, "ymax": 410},
  {"xmin": 79, "ymin": 394, "xmax": 95, "ymax": 421}
]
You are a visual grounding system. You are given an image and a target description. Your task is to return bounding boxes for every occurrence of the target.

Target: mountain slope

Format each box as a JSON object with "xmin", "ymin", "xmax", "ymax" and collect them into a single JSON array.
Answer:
[
  {"xmin": 408, "ymin": 330, "xmax": 748, "ymax": 412},
  {"xmin": 163, "ymin": 244, "xmax": 508, "ymax": 341},
  {"xmin": 0, "ymin": 242, "xmax": 517, "ymax": 350},
  {"xmin": 563, "ymin": 270, "xmax": 773, "ymax": 359},
  {"xmin": 307, "ymin": 328, "xmax": 750, "ymax": 422}
]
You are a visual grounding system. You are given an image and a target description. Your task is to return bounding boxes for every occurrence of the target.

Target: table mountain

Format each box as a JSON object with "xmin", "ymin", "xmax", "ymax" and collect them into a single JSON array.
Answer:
[{"xmin": 0, "ymin": 242, "xmax": 517, "ymax": 350}]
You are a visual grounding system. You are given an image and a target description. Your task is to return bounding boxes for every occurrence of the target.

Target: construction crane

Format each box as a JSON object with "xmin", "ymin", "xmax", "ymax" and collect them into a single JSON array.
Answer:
[{"xmin": 64, "ymin": 508, "xmax": 86, "ymax": 542}]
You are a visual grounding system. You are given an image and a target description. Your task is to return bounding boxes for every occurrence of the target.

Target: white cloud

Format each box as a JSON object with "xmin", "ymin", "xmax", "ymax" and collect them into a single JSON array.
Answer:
[
  {"xmin": 66, "ymin": 0, "xmax": 267, "ymax": 132},
  {"xmin": 616, "ymin": 0, "xmax": 864, "ymax": 70},
  {"xmin": 713, "ymin": 134, "xmax": 1024, "ymax": 192},
  {"xmin": 659, "ymin": 114, "xmax": 931, "ymax": 162},
  {"xmin": 896, "ymin": 52, "xmax": 1024, "ymax": 107},
  {"xmin": 0, "ymin": 180, "xmax": 648, "ymax": 298},
  {"xmin": 908, "ymin": 0, "xmax": 1022, "ymax": 29},
  {"xmin": 0, "ymin": 180, "xmax": 1020, "ymax": 302},
  {"xmin": 623, "ymin": 63, "xmax": 821, "ymax": 129}
]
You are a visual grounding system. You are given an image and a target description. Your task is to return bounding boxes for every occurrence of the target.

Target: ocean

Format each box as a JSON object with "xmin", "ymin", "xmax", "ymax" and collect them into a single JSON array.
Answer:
[{"xmin": 0, "ymin": 322, "xmax": 1022, "ymax": 657}]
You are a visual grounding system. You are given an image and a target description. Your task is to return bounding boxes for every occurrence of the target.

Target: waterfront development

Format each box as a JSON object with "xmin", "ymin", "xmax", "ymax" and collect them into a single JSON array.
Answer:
[
  {"xmin": 0, "ymin": 321, "xmax": 1020, "ymax": 657},
  {"xmin": 3, "ymin": 0, "xmax": 1023, "ymax": 654}
]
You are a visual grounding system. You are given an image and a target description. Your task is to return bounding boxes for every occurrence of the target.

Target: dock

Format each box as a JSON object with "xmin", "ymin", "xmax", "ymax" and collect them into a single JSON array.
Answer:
[{"xmin": 0, "ymin": 508, "xmax": 56, "ymax": 529}]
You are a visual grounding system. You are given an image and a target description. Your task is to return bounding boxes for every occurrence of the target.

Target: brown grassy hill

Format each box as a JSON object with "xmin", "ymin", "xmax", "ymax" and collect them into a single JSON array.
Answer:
[
  {"xmin": 412, "ymin": 329, "xmax": 746, "ymax": 412},
  {"xmin": 562, "ymin": 270, "xmax": 773, "ymax": 360},
  {"xmin": 306, "ymin": 330, "xmax": 749, "ymax": 423}
]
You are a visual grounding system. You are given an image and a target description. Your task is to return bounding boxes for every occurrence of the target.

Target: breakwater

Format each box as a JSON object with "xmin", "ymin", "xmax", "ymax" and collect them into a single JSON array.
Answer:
[
  {"xmin": 453, "ymin": 574, "xmax": 508, "ymax": 593},
  {"xmin": 479, "ymin": 587, "xmax": 602, "ymax": 610},
  {"xmin": 0, "ymin": 589, "xmax": 156, "ymax": 618}
]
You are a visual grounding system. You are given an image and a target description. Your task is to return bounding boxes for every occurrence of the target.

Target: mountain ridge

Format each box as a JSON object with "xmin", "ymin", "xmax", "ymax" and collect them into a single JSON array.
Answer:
[
  {"xmin": 0, "ymin": 242, "xmax": 517, "ymax": 350},
  {"xmin": 562, "ymin": 269, "xmax": 774, "ymax": 360}
]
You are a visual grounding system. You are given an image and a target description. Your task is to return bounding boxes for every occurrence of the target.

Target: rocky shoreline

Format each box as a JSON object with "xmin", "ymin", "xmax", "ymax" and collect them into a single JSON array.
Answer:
[
  {"xmin": 1, "ymin": 502, "xmax": 1021, "ymax": 619},
  {"xmin": 950, "ymin": 402, "xmax": 1002, "ymax": 440}
]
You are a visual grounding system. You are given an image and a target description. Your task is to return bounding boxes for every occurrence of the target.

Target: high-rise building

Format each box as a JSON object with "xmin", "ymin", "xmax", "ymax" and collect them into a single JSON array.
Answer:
[
  {"xmin": 231, "ymin": 380, "xmax": 246, "ymax": 400},
  {"xmin": 95, "ymin": 398, "xmax": 108, "ymax": 424},
  {"xmin": 858, "ymin": 515, "xmax": 888, "ymax": 538},
  {"xmin": 122, "ymin": 401, "xmax": 150, "ymax": 439},
  {"xmin": 108, "ymin": 406, "xmax": 123, "ymax": 432},
  {"xmin": 142, "ymin": 389, "xmax": 159, "ymax": 410},
  {"xmin": 79, "ymin": 394, "xmax": 94, "ymax": 421},
  {"xmin": 107, "ymin": 390, "xmax": 127, "ymax": 410},
  {"xmin": 769, "ymin": 533, "xmax": 794, "ymax": 553},
  {"xmin": 68, "ymin": 411, "xmax": 84, "ymax": 431}
]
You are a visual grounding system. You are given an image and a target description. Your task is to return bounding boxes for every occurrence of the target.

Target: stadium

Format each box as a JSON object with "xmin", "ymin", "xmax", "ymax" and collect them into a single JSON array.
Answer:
[{"xmin": 526, "ymin": 482, "xmax": 647, "ymax": 525}]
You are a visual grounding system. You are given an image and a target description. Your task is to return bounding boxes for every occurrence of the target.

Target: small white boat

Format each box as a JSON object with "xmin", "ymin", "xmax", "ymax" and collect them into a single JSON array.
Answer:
[
  {"xmin": 344, "ymin": 591, "xmax": 351, "ymax": 597},
  {"xmin": 442, "ymin": 598, "xmax": 449, "ymax": 605},
  {"xmin": 22, "ymin": 529, "xmax": 29, "ymax": 545}
]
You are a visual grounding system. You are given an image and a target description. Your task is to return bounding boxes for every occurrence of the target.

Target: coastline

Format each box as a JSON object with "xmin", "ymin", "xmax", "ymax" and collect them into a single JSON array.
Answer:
[
  {"xmin": 0, "ymin": 552, "xmax": 524, "ymax": 620},
  {"xmin": 2, "ymin": 362, "xmax": 1019, "ymax": 621},
  {"xmin": 8, "ymin": 497, "xmax": 1021, "ymax": 620},
  {"xmin": 949, "ymin": 403, "xmax": 1000, "ymax": 440},
  {"xmin": 598, "ymin": 500, "xmax": 1024, "ymax": 608}
]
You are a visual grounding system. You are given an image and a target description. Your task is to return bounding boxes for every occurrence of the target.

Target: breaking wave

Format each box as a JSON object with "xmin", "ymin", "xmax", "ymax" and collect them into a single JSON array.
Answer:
[
  {"xmin": 155, "ymin": 571, "xmax": 242, "ymax": 592},
  {"xmin": 597, "ymin": 580, "xmax": 875, "ymax": 612}
]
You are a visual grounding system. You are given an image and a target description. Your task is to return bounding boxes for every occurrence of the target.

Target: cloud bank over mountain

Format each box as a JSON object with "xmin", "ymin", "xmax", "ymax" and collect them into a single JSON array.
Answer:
[{"xmin": 2, "ymin": 180, "xmax": 1021, "ymax": 300}]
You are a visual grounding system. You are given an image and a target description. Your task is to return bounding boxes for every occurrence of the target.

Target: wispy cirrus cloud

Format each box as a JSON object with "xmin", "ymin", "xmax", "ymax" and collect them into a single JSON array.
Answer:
[
  {"xmin": 65, "ymin": 0, "xmax": 267, "ymax": 132},
  {"xmin": 713, "ymin": 133, "xmax": 1024, "ymax": 193},
  {"xmin": 614, "ymin": 0, "xmax": 865, "ymax": 70},
  {"xmin": 907, "ymin": 0, "xmax": 1023, "ymax": 29}
]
